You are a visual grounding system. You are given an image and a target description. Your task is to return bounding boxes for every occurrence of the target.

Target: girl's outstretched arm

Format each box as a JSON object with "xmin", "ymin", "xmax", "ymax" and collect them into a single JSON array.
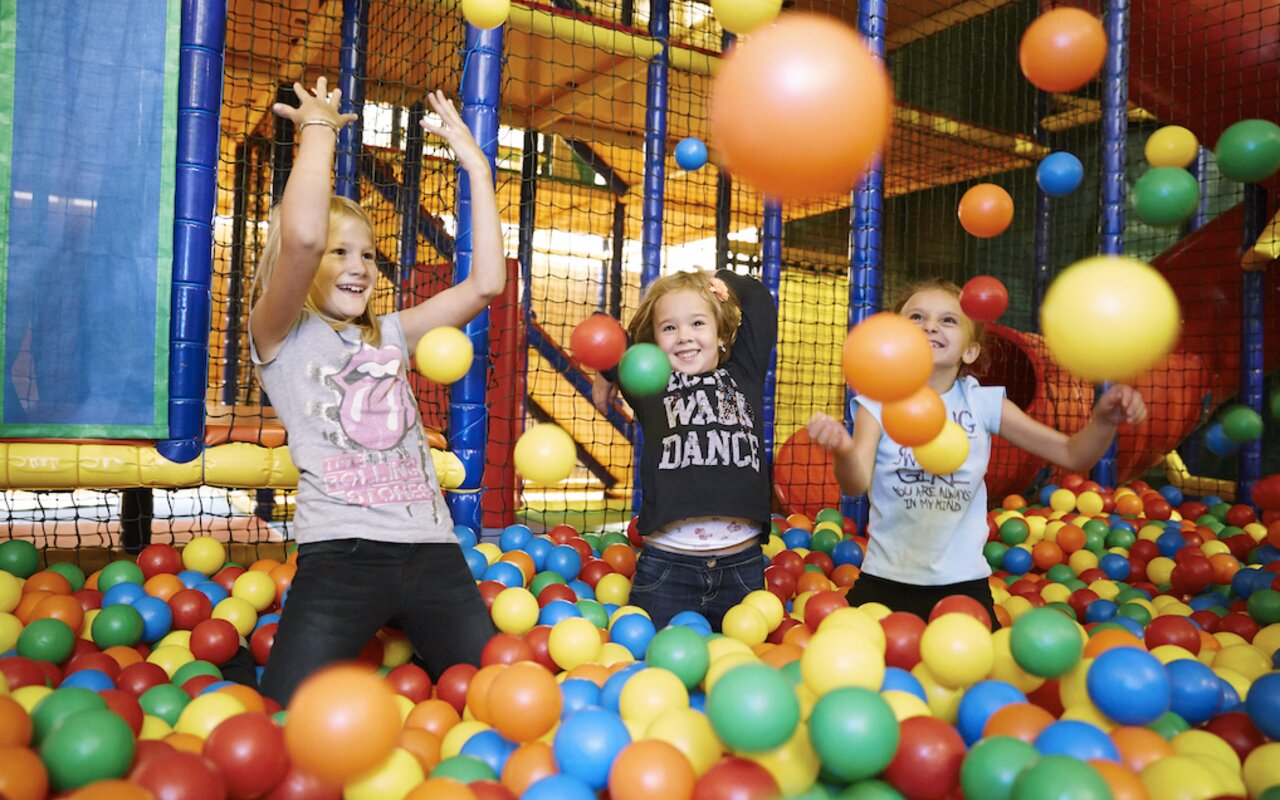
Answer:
[
  {"xmin": 1000, "ymin": 384, "xmax": 1147, "ymax": 472},
  {"xmin": 400, "ymin": 92, "xmax": 506, "ymax": 350},
  {"xmin": 250, "ymin": 77, "xmax": 358, "ymax": 360},
  {"xmin": 807, "ymin": 405, "xmax": 879, "ymax": 498}
]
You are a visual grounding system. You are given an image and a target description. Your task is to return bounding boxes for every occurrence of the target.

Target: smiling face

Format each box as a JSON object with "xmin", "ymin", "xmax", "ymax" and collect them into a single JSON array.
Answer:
[
  {"xmin": 309, "ymin": 213, "xmax": 377, "ymax": 322},
  {"xmin": 653, "ymin": 289, "xmax": 722, "ymax": 375},
  {"xmin": 900, "ymin": 287, "xmax": 981, "ymax": 377}
]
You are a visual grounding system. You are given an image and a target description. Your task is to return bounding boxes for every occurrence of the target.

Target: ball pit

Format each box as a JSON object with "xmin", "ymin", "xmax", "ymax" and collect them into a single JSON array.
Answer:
[{"xmin": 1, "ymin": 487, "xmax": 1279, "ymax": 799}]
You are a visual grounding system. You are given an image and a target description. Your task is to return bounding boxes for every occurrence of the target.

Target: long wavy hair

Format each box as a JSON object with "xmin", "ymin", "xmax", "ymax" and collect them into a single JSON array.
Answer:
[{"xmin": 627, "ymin": 270, "xmax": 742, "ymax": 367}]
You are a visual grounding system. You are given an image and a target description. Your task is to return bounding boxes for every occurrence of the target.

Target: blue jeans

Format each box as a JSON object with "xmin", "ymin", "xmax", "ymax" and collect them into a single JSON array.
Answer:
[
  {"xmin": 260, "ymin": 539, "xmax": 494, "ymax": 705},
  {"xmin": 629, "ymin": 542, "xmax": 765, "ymax": 631}
]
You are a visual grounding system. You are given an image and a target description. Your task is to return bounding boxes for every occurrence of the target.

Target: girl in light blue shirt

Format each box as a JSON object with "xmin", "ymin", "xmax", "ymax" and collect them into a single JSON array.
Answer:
[{"xmin": 807, "ymin": 278, "xmax": 1147, "ymax": 625}]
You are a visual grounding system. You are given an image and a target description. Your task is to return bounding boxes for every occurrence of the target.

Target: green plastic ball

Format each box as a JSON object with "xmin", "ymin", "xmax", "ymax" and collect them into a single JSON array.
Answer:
[
  {"xmin": 835, "ymin": 780, "xmax": 907, "ymax": 800},
  {"xmin": 31, "ymin": 687, "xmax": 108, "ymax": 746},
  {"xmin": 431, "ymin": 755, "xmax": 497, "ymax": 783},
  {"xmin": 1215, "ymin": 118, "xmax": 1280, "ymax": 183},
  {"xmin": 529, "ymin": 571, "xmax": 568, "ymax": 597},
  {"xmin": 38, "ymin": 708, "xmax": 136, "ymax": 791},
  {"xmin": 1246, "ymin": 588, "xmax": 1280, "ymax": 626},
  {"xmin": 0, "ymin": 539, "xmax": 40, "ymax": 578},
  {"xmin": 808, "ymin": 687, "xmax": 899, "ymax": 782},
  {"xmin": 90, "ymin": 604, "xmax": 145, "ymax": 649},
  {"xmin": 706, "ymin": 663, "xmax": 800, "ymax": 753},
  {"xmin": 999, "ymin": 519, "xmax": 1029, "ymax": 546},
  {"xmin": 96, "ymin": 560, "xmax": 145, "ymax": 593},
  {"xmin": 171, "ymin": 660, "xmax": 221, "ymax": 687},
  {"xmin": 138, "ymin": 683, "xmax": 191, "ymax": 727},
  {"xmin": 1008, "ymin": 607, "xmax": 1082, "ymax": 678},
  {"xmin": 645, "ymin": 624, "xmax": 710, "ymax": 690},
  {"xmin": 815, "ymin": 508, "xmax": 844, "ymax": 525},
  {"xmin": 960, "ymin": 736, "xmax": 1038, "ymax": 800},
  {"xmin": 16, "ymin": 618, "xmax": 76, "ymax": 664},
  {"xmin": 1220, "ymin": 405, "xmax": 1265, "ymax": 443},
  {"xmin": 983, "ymin": 542, "xmax": 1009, "ymax": 570},
  {"xmin": 1133, "ymin": 167, "xmax": 1200, "ymax": 227},
  {"xmin": 618, "ymin": 343, "xmax": 672, "ymax": 397},
  {"xmin": 1147, "ymin": 710, "xmax": 1191, "ymax": 740},
  {"xmin": 44, "ymin": 562, "xmax": 87, "ymax": 592},
  {"xmin": 1009, "ymin": 754, "xmax": 1110, "ymax": 800},
  {"xmin": 574, "ymin": 599, "xmax": 609, "ymax": 629},
  {"xmin": 810, "ymin": 528, "xmax": 842, "ymax": 555}
]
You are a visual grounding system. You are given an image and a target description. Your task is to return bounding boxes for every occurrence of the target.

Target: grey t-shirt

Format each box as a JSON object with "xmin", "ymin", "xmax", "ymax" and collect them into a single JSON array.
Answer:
[{"xmin": 252, "ymin": 312, "xmax": 455, "ymax": 545}]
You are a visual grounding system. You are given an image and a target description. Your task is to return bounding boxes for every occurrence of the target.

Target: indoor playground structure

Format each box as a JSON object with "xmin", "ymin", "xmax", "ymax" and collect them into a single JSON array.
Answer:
[{"xmin": 3, "ymin": 0, "xmax": 1280, "ymax": 798}]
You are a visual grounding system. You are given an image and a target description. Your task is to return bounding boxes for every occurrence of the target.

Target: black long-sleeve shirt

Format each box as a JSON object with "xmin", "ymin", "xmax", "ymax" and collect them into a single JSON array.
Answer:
[{"xmin": 621, "ymin": 269, "xmax": 779, "ymax": 537}]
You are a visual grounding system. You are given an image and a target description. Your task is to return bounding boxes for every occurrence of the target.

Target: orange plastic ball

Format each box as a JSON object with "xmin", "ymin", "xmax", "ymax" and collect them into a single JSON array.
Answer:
[
  {"xmin": 0, "ymin": 696, "xmax": 32, "ymax": 747},
  {"xmin": 0, "ymin": 746, "xmax": 48, "ymax": 800},
  {"xmin": 501, "ymin": 742, "xmax": 558, "ymax": 796},
  {"xmin": 958, "ymin": 183, "xmax": 1015, "ymax": 238},
  {"xmin": 983, "ymin": 702, "xmax": 1055, "ymax": 743},
  {"xmin": 607, "ymin": 740, "xmax": 696, "ymax": 800},
  {"xmin": 882, "ymin": 386, "xmax": 947, "ymax": 447},
  {"xmin": 404, "ymin": 698, "xmax": 462, "ymax": 739},
  {"xmin": 284, "ymin": 664, "xmax": 402, "ymax": 784},
  {"xmin": 709, "ymin": 12, "xmax": 893, "ymax": 200},
  {"xmin": 1019, "ymin": 8, "xmax": 1107, "ymax": 93},
  {"xmin": 842, "ymin": 312, "xmax": 933, "ymax": 402},
  {"xmin": 487, "ymin": 661, "xmax": 562, "ymax": 742},
  {"xmin": 465, "ymin": 664, "xmax": 508, "ymax": 725}
]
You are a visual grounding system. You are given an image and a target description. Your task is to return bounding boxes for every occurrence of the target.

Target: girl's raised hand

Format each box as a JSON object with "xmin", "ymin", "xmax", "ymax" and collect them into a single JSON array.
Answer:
[
  {"xmin": 421, "ymin": 91, "xmax": 489, "ymax": 174},
  {"xmin": 806, "ymin": 412, "xmax": 855, "ymax": 455},
  {"xmin": 1094, "ymin": 384, "xmax": 1148, "ymax": 426},
  {"xmin": 271, "ymin": 76, "xmax": 359, "ymax": 130}
]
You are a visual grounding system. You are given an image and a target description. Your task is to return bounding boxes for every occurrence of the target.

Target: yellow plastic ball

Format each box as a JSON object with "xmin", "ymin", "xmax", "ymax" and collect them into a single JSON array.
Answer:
[
  {"xmin": 12, "ymin": 685, "xmax": 53, "ymax": 713},
  {"xmin": 513, "ymin": 424, "xmax": 577, "ymax": 485},
  {"xmin": 747, "ymin": 727, "xmax": 821, "ymax": 799},
  {"xmin": 1040, "ymin": 256, "xmax": 1180, "ymax": 383},
  {"xmin": 594, "ymin": 573, "xmax": 631, "ymax": 607},
  {"xmin": 910, "ymin": 663, "xmax": 962, "ymax": 723},
  {"xmin": 345, "ymin": 748, "xmax": 425, "ymax": 800},
  {"xmin": 460, "ymin": 0, "xmax": 510, "ymax": 30},
  {"xmin": 547, "ymin": 617, "xmax": 601, "ymax": 671},
  {"xmin": 817, "ymin": 607, "xmax": 887, "ymax": 654},
  {"xmin": 440, "ymin": 719, "xmax": 489, "ymax": 759},
  {"xmin": 156, "ymin": 630, "xmax": 192, "ymax": 651},
  {"xmin": 182, "ymin": 536, "xmax": 226, "ymax": 576},
  {"xmin": 618, "ymin": 667, "xmax": 689, "ymax": 727},
  {"xmin": 147, "ymin": 644, "xmax": 196, "ymax": 678},
  {"xmin": 1067, "ymin": 549, "xmax": 1099, "ymax": 574},
  {"xmin": 706, "ymin": 635, "xmax": 754, "ymax": 663},
  {"xmin": 711, "ymin": 0, "xmax": 782, "ymax": 34},
  {"xmin": 380, "ymin": 633, "xmax": 414, "ymax": 668},
  {"xmin": 598, "ymin": 642, "xmax": 635, "ymax": 667},
  {"xmin": 1243, "ymin": 742, "xmax": 1280, "ymax": 799},
  {"xmin": 472, "ymin": 542, "xmax": 501, "ymax": 565},
  {"xmin": 911, "ymin": 420, "xmax": 969, "ymax": 475},
  {"xmin": 139, "ymin": 714, "xmax": 173, "ymax": 741},
  {"xmin": 702, "ymin": 651, "xmax": 758, "ymax": 693},
  {"xmin": 762, "ymin": 534, "xmax": 786, "ymax": 560},
  {"xmin": 0, "ymin": 613, "xmax": 21, "ymax": 653},
  {"xmin": 80, "ymin": 609, "xmax": 100, "ymax": 641},
  {"xmin": 741, "ymin": 590, "xmax": 786, "ymax": 631},
  {"xmin": 174, "ymin": 692, "xmax": 245, "ymax": 739},
  {"xmin": 1171, "ymin": 729, "xmax": 1241, "ymax": 772},
  {"xmin": 919, "ymin": 612, "xmax": 994, "ymax": 689},
  {"xmin": 1252, "ymin": 623, "xmax": 1280, "ymax": 658},
  {"xmin": 491, "ymin": 587, "xmax": 539, "ymax": 635},
  {"xmin": 212, "ymin": 597, "xmax": 258, "ymax": 638},
  {"xmin": 721, "ymin": 604, "xmax": 770, "ymax": 647},
  {"xmin": 1139, "ymin": 754, "xmax": 1223, "ymax": 800},
  {"xmin": 0, "ymin": 572, "xmax": 21, "ymax": 614},
  {"xmin": 881, "ymin": 689, "xmax": 931, "ymax": 722},
  {"xmin": 989, "ymin": 628, "xmax": 1046, "ymax": 693},
  {"xmin": 1049, "ymin": 488, "xmax": 1077, "ymax": 512},
  {"xmin": 645, "ymin": 708, "xmax": 722, "ymax": 776},
  {"xmin": 1213, "ymin": 643, "xmax": 1270, "ymax": 681},
  {"xmin": 1076, "ymin": 490, "xmax": 1105, "ymax": 516},
  {"xmin": 1145, "ymin": 125, "xmax": 1200, "ymax": 168},
  {"xmin": 231, "ymin": 570, "xmax": 277, "ymax": 612},
  {"xmin": 414, "ymin": 326, "xmax": 474, "ymax": 384},
  {"xmin": 800, "ymin": 628, "xmax": 885, "ymax": 695},
  {"xmin": 1145, "ymin": 556, "xmax": 1176, "ymax": 586}
]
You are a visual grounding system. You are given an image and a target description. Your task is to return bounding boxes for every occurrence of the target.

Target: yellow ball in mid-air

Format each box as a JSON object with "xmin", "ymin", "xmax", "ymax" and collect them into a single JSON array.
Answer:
[{"xmin": 414, "ymin": 326, "xmax": 474, "ymax": 384}]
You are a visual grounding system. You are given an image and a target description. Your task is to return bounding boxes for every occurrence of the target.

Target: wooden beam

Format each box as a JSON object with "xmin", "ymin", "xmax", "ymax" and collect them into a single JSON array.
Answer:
[
  {"xmin": 528, "ymin": 56, "xmax": 648, "ymax": 131},
  {"xmin": 1040, "ymin": 95, "xmax": 1159, "ymax": 133},
  {"xmin": 885, "ymin": 0, "xmax": 1019, "ymax": 50}
]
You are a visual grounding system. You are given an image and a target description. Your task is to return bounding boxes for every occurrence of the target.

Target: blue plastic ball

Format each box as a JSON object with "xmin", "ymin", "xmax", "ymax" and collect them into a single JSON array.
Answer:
[
  {"xmin": 1205, "ymin": 424, "xmax": 1240, "ymax": 456},
  {"xmin": 559, "ymin": 678, "xmax": 603, "ymax": 719},
  {"xmin": 499, "ymin": 524, "xmax": 533, "ymax": 552},
  {"xmin": 1039, "ymin": 485, "xmax": 1060, "ymax": 506},
  {"xmin": 956, "ymin": 680, "xmax": 1027, "ymax": 745},
  {"xmin": 453, "ymin": 525, "xmax": 478, "ymax": 548},
  {"xmin": 1245, "ymin": 672, "xmax": 1280, "ymax": 739},
  {"xmin": 59, "ymin": 669, "xmax": 115, "ymax": 692},
  {"xmin": 525, "ymin": 536, "xmax": 554, "ymax": 571},
  {"xmin": 460, "ymin": 729, "xmax": 519, "ymax": 776},
  {"xmin": 1158, "ymin": 484, "xmax": 1184, "ymax": 506},
  {"xmin": 482, "ymin": 561, "xmax": 526, "ymax": 589},
  {"xmin": 1037, "ymin": 151, "xmax": 1084, "ymax": 197},
  {"xmin": 1002, "ymin": 547, "xmax": 1033, "ymax": 575},
  {"xmin": 538, "ymin": 599, "xmax": 582, "ymax": 628},
  {"xmin": 1034, "ymin": 720, "xmax": 1122, "ymax": 762},
  {"xmin": 1083, "ymin": 599, "xmax": 1118, "ymax": 624},
  {"xmin": 1086, "ymin": 647, "xmax": 1171, "ymax": 725},
  {"xmin": 194, "ymin": 581, "xmax": 228, "ymax": 607},
  {"xmin": 1165, "ymin": 658, "xmax": 1224, "ymax": 725},
  {"xmin": 545, "ymin": 545, "xmax": 583, "ymax": 581},
  {"xmin": 880, "ymin": 667, "xmax": 927, "ymax": 701},
  {"xmin": 609, "ymin": 613, "xmax": 657, "ymax": 659},
  {"xmin": 674, "ymin": 137, "xmax": 708, "ymax": 171},
  {"xmin": 782, "ymin": 527, "xmax": 811, "ymax": 550},
  {"xmin": 102, "ymin": 583, "xmax": 146, "ymax": 608},
  {"xmin": 568, "ymin": 580, "xmax": 594, "ymax": 601},
  {"xmin": 523, "ymin": 774, "xmax": 597, "ymax": 800},
  {"xmin": 552, "ymin": 708, "xmax": 632, "ymax": 790},
  {"xmin": 176, "ymin": 570, "xmax": 206, "ymax": 589},
  {"xmin": 831, "ymin": 539, "xmax": 864, "ymax": 567},
  {"xmin": 132, "ymin": 595, "xmax": 174, "ymax": 643},
  {"xmin": 1098, "ymin": 553, "xmax": 1131, "ymax": 581},
  {"xmin": 669, "ymin": 610, "xmax": 713, "ymax": 636},
  {"xmin": 600, "ymin": 663, "xmax": 645, "ymax": 712}
]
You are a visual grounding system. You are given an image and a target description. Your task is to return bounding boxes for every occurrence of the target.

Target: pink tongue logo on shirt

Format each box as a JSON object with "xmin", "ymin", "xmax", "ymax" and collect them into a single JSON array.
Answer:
[{"xmin": 332, "ymin": 344, "xmax": 416, "ymax": 450}]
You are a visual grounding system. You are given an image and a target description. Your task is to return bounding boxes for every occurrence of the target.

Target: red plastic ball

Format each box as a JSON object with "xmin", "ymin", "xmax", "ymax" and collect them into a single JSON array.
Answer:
[
  {"xmin": 522, "ymin": 625, "xmax": 558, "ymax": 673},
  {"xmin": 959, "ymin": 276, "xmax": 1010, "ymax": 323},
  {"xmin": 477, "ymin": 581, "xmax": 506, "ymax": 609},
  {"xmin": 802, "ymin": 551, "xmax": 835, "ymax": 576},
  {"xmin": 764, "ymin": 565, "xmax": 797, "ymax": 601},
  {"xmin": 189, "ymin": 618, "xmax": 241, "ymax": 666},
  {"xmin": 803, "ymin": 589, "xmax": 849, "ymax": 631},
  {"xmin": 203, "ymin": 712, "xmax": 289, "ymax": 800},
  {"xmin": 131, "ymin": 746, "xmax": 227, "ymax": 800},
  {"xmin": 480, "ymin": 633, "xmax": 535, "ymax": 667},
  {"xmin": 929, "ymin": 594, "xmax": 992, "ymax": 629},
  {"xmin": 169, "ymin": 588, "xmax": 214, "ymax": 630},
  {"xmin": 213, "ymin": 566, "xmax": 246, "ymax": 594},
  {"xmin": 250, "ymin": 622, "xmax": 278, "ymax": 666},
  {"xmin": 570, "ymin": 314, "xmax": 627, "ymax": 371},
  {"xmin": 435, "ymin": 663, "xmax": 478, "ymax": 715},
  {"xmin": 1202, "ymin": 711, "xmax": 1267, "ymax": 762},
  {"xmin": 137, "ymin": 544, "xmax": 184, "ymax": 579},
  {"xmin": 1225, "ymin": 504, "xmax": 1257, "ymax": 527},
  {"xmin": 536, "ymin": 584, "xmax": 576, "ymax": 607},
  {"xmin": 578, "ymin": 559, "xmax": 615, "ymax": 589},
  {"xmin": 880, "ymin": 611, "xmax": 927, "ymax": 670},
  {"xmin": 883, "ymin": 715, "xmax": 965, "ymax": 799},
  {"xmin": 692, "ymin": 756, "xmax": 780, "ymax": 800},
  {"xmin": 1143, "ymin": 615, "xmax": 1201, "ymax": 655},
  {"xmin": 1250, "ymin": 474, "xmax": 1280, "ymax": 511},
  {"xmin": 101, "ymin": 688, "xmax": 145, "ymax": 736},
  {"xmin": 548, "ymin": 525, "xmax": 578, "ymax": 544},
  {"xmin": 116, "ymin": 661, "xmax": 171, "ymax": 696},
  {"xmin": 263, "ymin": 767, "xmax": 342, "ymax": 800}
]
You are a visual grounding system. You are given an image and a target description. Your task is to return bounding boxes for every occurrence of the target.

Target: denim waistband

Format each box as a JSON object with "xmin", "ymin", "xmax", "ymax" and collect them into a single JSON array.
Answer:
[{"xmin": 640, "ymin": 540, "xmax": 763, "ymax": 569}]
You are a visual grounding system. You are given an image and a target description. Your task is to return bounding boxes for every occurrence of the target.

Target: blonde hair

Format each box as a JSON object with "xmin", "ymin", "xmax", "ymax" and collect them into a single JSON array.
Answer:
[
  {"xmin": 627, "ymin": 270, "xmax": 742, "ymax": 367},
  {"xmin": 250, "ymin": 195, "xmax": 381, "ymax": 346},
  {"xmin": 893, "ymin": 277, "xmax": 984, "ymax": 374}
]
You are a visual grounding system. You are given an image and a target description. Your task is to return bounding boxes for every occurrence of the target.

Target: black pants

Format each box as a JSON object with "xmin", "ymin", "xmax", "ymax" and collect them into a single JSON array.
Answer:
[
  {"xmin": 630, "ymin": 543, "xmax": 765, "ymax": 631},
  {"xmin": 259, "ymin": 539, "xmax": 495, "ymax": 705},
  {"xmin": 848, "ymin": 572, "xmax": 998, "ymax": 630}
]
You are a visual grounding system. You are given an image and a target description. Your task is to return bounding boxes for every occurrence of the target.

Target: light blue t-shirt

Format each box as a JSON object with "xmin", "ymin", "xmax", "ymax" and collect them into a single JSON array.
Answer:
[{"xmin": 854, "ymin": 376, "xmax": 1005, "ymax": 584}]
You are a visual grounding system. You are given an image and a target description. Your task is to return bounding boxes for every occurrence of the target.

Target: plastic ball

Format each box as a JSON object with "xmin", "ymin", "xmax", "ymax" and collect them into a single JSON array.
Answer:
[
  {"xmin": 692, "ymin": 757, "xmax": 780, "ymax": 800},
  {"xmin": 706, "ymin": 663, "xmax": 800, "ymax": 753},
  {"xmin": 1086, "ymin": 647, "xmax": 1171, "ymax": 725},
  {"xmin": 919, "ymin": 613, "xmax": 994, "ymax": 689},
  {"xmin": 959, "ymin": 275, "xmax": 1010, "ymax": 324},
  {"xmin": 801, "ymin": 627, "xmax": 885, "ymax": 696},
  {"xmin": 708, "ymin": 12, "xmax": 893, "ymax": 200},
  {"xmin": 1133, "ymin": 167, "xmax": 1200, "ymax": 227},
  {"xmin": 607, "ymin": 739, "xmax": 696, "ymax": 800},
  {"xmin": 842, "ymin": 312, "xmax": 933, "ymax": 402},
  {"xmin": 958, "ymin": 183, "xmax": 1015, "ymax": 238},
  {"xmin": 547, "ymin": 617, "xmax": 601, "ymax": 671},
  {"xmin": 490, "ymin": 587, "xmax": 539, "ymax": 635},
  {"xmin": 513, "ymin": 424, "xmax": 576, "ymax": 485},
  {"xmin": 1009, "ymin": 607, "xmax": 1082, "ymax": 678},
  {"xmin": 960, "ymin": 735, "xmax": 1039, "ymax": 800},
  {"xmin": 1214, "ymin": 118, "xmax": 1280, "ymax": 183},
  {"xmin": 1011, "ymin": 754, "xmax": 1110, "ymax": 800},
  {"xmin": 1206, "ymin": 423, "xmax": 1241, "ymax": 456},
  {"xmin": 674, "ymin": 137, "xmax": 709, "ymax": 171},
  {"xmin": 201, "ymin": 712, "xmax": 288, "ymax": 799},
  {"xmin": 460, "ymin": 0, "xmax": 510, "ymax": 30},
  {"xmin": 181, "ymin": 538, "xmax": 226, "ymax": 576},
  {"xmin": 956, "ymin": 681, "xmax": 1027, "ymax": 746},
  {"xmin": 552, "ymin": 708, "xmax": 632, "ymax": 790},
  {"xmin": 17, "ymin": 618, "xmax": 76, "ymax": 664},
  {"xmin": 617, "ymin": 343, "xmax": 672, "ymax": 397},
  {"xmin": 808, "ymin": 687, "xmax": 899, "ymax": 782},
  {"xmin": 646, "ymin": 625, "xmax": 711, "ymax": 690},
  {"xmin": 711, "ymin": 0, "xmax": 782, "ymax": 34},
  {"xmin": 0, "ymin": 540, "xmax": 39, "ymax": 578},
  {"xmin": 1220, "ymin": 404, "xmax": 1264, "ymax": 443},
  {"xmin": 883, "ymin": 715, "xmax": 966, "ymax": 800},
  {"xmin": 570, "ymin": 314, "xmax": 627, "ymax": 372},
  {"xmin": 1018, "ymin": 8, "xmax": 1107, "ymax": 92},
  {"xmin": 882, "ymin": 386, "xmax": 947, "ymax": 447},
  {"xmin": 618, "ymin": 668, "xmax": 689, "ymax": 728},
  {"xmin": 284, "ymin": 664, "xmax": 401, "ymax": 784},
  {"xmin": 1039, "ymin": 255, "xmax": 1180, "ymax": 383},
  {"xmin": 415, "ymin": 326, "xmax": 474, "ymax": 384},
  {"xmin": 486, "ymin": 661, "xmax": 561, "ymax": 743},
  {"xmin": 912, "ymin": 420, "xmax": 970, "ymax": 476},
  {"xmin": 1037, "ymin": 151, "xmax": 1085, "ymax": 197},
  {"xmin": 38, "ymin": 708, "xmax": 135, "ymax": 792},
  {"xmin": 1145, "ymin": 125, "xmax": 1199, "ymax": 168}
]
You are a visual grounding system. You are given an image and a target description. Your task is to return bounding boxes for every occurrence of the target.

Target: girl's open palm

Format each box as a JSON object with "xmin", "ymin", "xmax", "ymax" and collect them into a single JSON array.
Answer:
[
  {"xmin": 421, "ymin": 91, "xmax": 488, "ymax": 174},
  {"xmin": 271, "ymin": 76, "xmax": 358, "ymax": 129}
]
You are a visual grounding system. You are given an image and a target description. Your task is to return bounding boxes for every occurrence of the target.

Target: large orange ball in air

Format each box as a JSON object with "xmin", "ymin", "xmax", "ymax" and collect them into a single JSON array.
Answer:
[
  {"xmin": 1019, "ymin": 8, "xmax": 1107, "ymax": 93},
  {"xmin": 842, "ymin": 313, "xmax": 933, "ymax": 403},
  {"xmin": 284, "ymin": 664, "xmax": 401, "ymax": 784},
  {"xmin": 710, "ymin": 12, "xmax": 893, "ymax": 201}
]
